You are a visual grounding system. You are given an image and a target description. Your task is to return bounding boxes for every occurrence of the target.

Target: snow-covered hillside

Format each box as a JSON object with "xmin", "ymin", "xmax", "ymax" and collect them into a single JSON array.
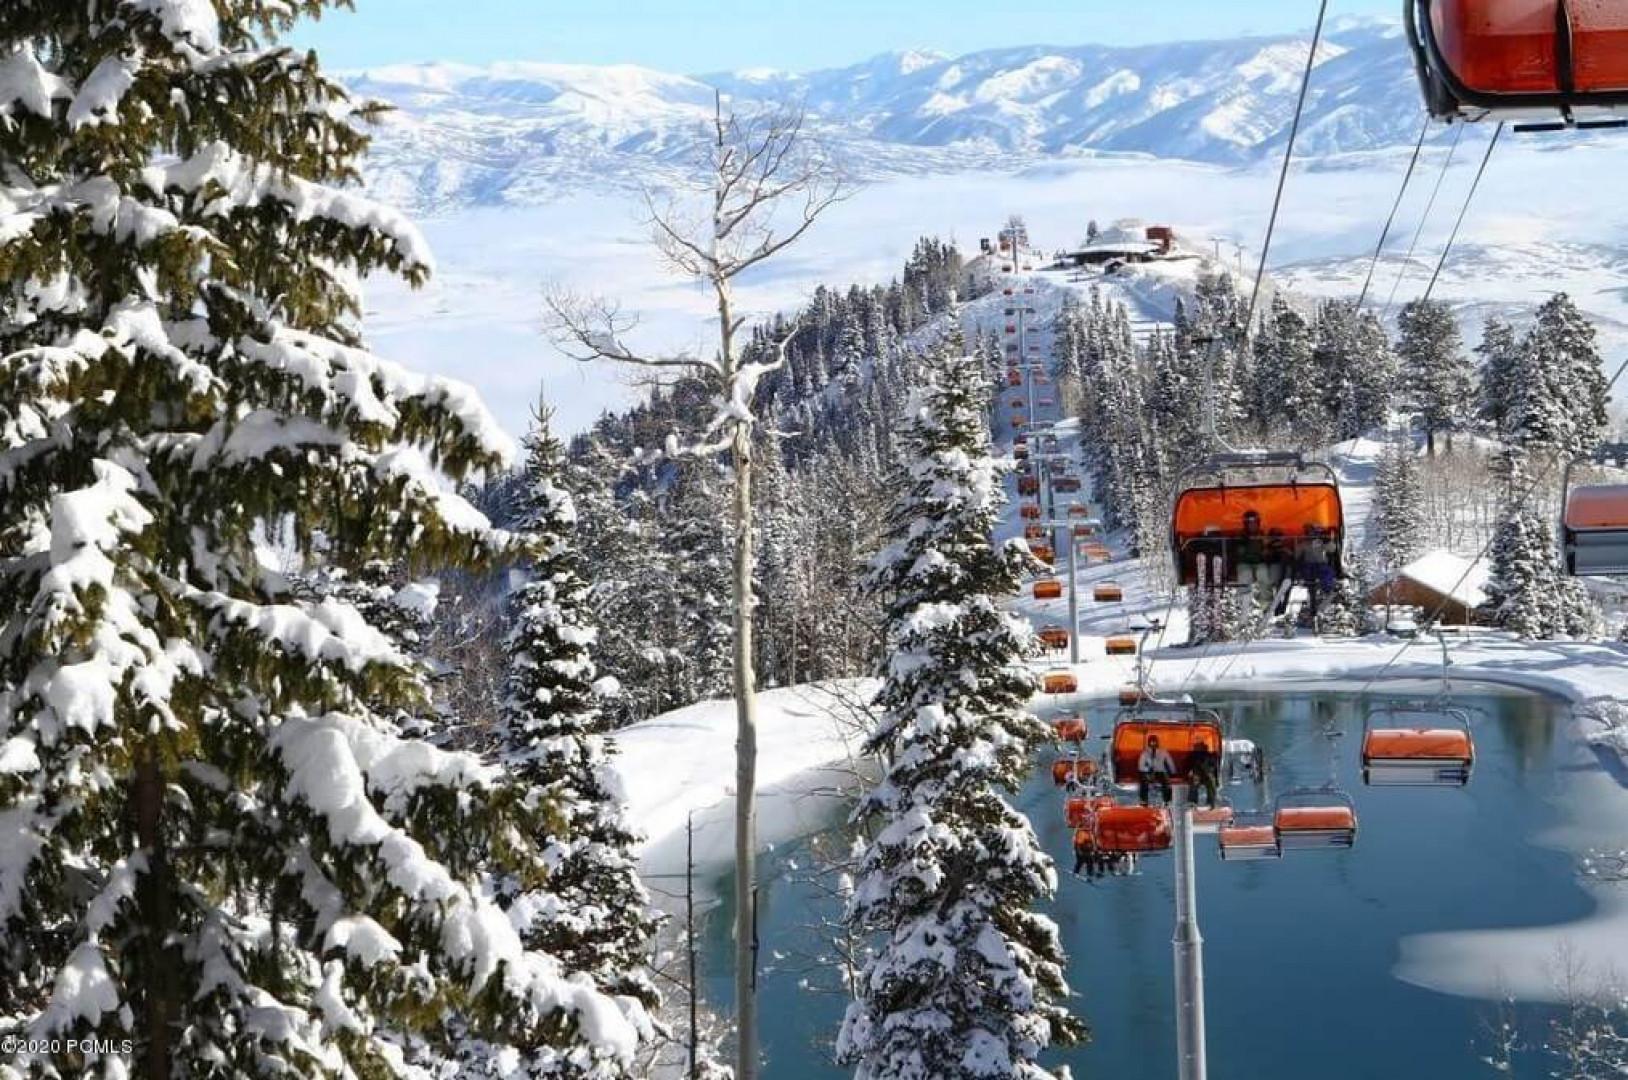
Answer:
[{"xmin": 343, "ymin": 19, "xmax": 1546, "ymax": 212}]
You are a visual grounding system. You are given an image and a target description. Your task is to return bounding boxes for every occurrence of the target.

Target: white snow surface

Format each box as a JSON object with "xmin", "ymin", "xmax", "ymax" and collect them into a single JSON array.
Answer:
[{"xmin": 612, "ymin": 681, "xmax": 875, "ymax": 910}]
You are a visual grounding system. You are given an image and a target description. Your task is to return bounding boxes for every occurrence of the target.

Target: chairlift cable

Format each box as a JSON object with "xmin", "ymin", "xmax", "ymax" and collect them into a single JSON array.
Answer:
[
  {"xmin": 1421, "ymin": 121, "xmax": 1504, "ymax": 303},
  {"xmin": 1382, "ymin": 122, "xmax": 1465, "ymax": 319},
  {"xmin": 1243, "ymin": 0, "xmax": 1331, "ymax": 338},
  {"xmin": 1356, "ymin": 114, "xmax": 1432, "ymax": 309}
]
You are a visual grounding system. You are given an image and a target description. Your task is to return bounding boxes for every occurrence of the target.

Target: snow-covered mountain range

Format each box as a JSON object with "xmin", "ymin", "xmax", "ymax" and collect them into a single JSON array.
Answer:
[{"xmin": 345, "ymin": 18, "xmax": 1444, "ymax": 212}]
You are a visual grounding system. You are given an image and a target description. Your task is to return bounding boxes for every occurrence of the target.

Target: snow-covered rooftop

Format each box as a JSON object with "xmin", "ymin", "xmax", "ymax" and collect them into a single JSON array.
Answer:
[{"xmin": 1389, "ymin": 550, "xmax": 1491, "ymax": 609}]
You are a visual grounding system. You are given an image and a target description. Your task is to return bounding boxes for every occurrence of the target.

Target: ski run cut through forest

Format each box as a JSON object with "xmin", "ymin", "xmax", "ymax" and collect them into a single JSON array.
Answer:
[{"xmin": 7, "ymin": 3, "xmax": 1628, "ymax": 1080}]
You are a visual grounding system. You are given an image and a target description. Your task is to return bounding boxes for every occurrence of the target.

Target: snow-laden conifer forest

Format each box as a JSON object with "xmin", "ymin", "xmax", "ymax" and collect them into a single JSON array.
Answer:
[{"xmin": 7, "ymin": 4, "xmax": 1628, "ymax": 1080}]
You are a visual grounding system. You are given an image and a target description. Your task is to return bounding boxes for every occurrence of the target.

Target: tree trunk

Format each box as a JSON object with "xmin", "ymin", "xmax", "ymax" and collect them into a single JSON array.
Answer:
[
  {"xmin": 134, "ymin": 746, "xmax": 171, "ymax": 1080},
  {"xmin": 730, "ymin": 419, "xmax": 759, "ymax": 1080}
]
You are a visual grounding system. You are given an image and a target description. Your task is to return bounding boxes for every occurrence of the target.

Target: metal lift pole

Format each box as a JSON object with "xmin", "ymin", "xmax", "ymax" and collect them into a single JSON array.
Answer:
[
  {"xmin": 1171, "ymin": 785, "xmax": 1208, "ymax": 1080},
  {"xmin": 1066, "ymin": 534, "xmax": 1080, "ymax": 666}
]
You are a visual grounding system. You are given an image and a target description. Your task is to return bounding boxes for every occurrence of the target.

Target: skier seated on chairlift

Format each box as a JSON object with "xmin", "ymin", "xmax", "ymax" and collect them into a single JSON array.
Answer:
[
  {"xmin": 1138, "ymin": 734, "xmax": 1178, "ymax": 807},
  {"xmin": 1188, "ymin": 737, "xmax": 1219, "ymax": 810},
  {"xmin": 1235, "ymin": 510, "xmax": 1269, "ymax": 587},
  {"xmin": 1072, "ymin": 832, "xmax": 1133, "ymax": 880},
  {"xmin": 1297, "ymin": 524, "xmax": 1336, "ymax": 592}
]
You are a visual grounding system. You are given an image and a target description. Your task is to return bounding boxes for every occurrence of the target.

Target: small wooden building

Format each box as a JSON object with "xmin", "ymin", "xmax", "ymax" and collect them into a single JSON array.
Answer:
[{"xmin": 1367, "ymin": 550, "xmax": 1490, "ymax": 625}]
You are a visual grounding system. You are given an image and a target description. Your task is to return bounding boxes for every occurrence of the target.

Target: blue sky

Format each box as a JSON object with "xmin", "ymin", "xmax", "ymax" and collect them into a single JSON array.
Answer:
[{"xmin": 297, "ymin": 0, "xmax": 1399, "ymax": 73}]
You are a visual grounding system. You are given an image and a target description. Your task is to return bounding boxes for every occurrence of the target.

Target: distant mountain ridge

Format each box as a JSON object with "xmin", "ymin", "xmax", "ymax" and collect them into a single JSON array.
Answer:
[{"xmin": 344, "ymin": 19, "xmax": 1449, "ymax": 213}]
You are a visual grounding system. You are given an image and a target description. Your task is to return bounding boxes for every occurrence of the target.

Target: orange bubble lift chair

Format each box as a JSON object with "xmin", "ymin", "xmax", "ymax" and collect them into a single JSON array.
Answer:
[
  {"xmin": 1361, "ymin": 702, "xmax": 1475, "ymax": 787},
  {"xmin": 1218, "ymin": 818, "xmax": 1281, "ymax": 862},
  {"xmin": 1093, "ymin": 582, "xmax": 1124, "ymax": 603},
  {"xmin": 1407, "ymin": 0, "xmax": 1628, "ymax": 128},
  {"xmin": 1273, "ymin": 787, "xmax": 1358, "ymax": 851},
  {"xmin": 1038, "ymin": 626, "xmax": 1071, "ymax": 651},
  {"xmin": 1562, "ymin": 480, "xmax": 1628, "ymax": 577},
  {"xmin": 1108, "ymin": 701, "xmax": 1226, "ymax": 790},
  {"xmin": 1052, "ymin": 715, "xmax": 1088, "ymax": 743},
  {"xmin": 1082, "ymin": 805, "xmax": 1173, "ymax": 855},
  {"xmin": 1042, "ymin": 668, "xmax": 1077, "ymax": 694},
  {"xmin": 1065, "ymin": 794, "xmax": 1114, "ymax": 828},
  {"xmin": 1171, "ymin": 452, "xmax": 1344, "ymax": 588},
  {"xmin": 1033, "ymin": 577, "xmax": 1063, "ymax": 600},
  {"xmin": 1052, "ymin": 757, "xmax": 1097, "ymax": 786}
]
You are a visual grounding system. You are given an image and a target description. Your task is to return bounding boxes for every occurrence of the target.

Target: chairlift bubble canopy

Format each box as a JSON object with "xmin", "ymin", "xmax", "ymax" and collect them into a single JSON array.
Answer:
[
  {"xmin": 1563, "ymin": 482, "xmax": 1628, "ymax": 576},
  {"xmin": 1109, "ymin": 701, "xmax": 1226, "ymax": 789},
  {"xmin": 1171, "ymin": 452, "xmax": 1345, "ymax": 588},
  {"xmin": 1407, "ymin": 0, "xmax": 1628, "ymax": 126}
]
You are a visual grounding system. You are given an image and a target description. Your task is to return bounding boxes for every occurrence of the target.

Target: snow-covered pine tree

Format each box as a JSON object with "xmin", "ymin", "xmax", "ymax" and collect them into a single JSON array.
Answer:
[
  {"xmin": 1474, "ymin": 315, "xmax": 1521, "ymax": 436},
  {"xmin": 1253, "ymin": 295, "xmax": 1323, "ymax": 443},
  {"xmin": 0, "ymin": 3, "xmax": 645, "ymax": 1075},
  {"xmin": 1373, "ymin": 437, "xmax": 1427, "ymax": 571},
  {"xmin": 293, "ymin": 558, "xmax": 445, "ymax": 740},
  {"xmin": 662, "ymin": 459, "xmax": 736, "ymax": 704},
  {"xmin": 1482, "ymin": 453, "xmax": 1597, "ymax": 639},
  {"xmin": 1396, "ymin": 299, "xmax": 1474, "ymax": 455},
  {"xmin": 499, "ymin": 406, "xmax": 659, "ymax": 1016},
  {"xmin": 839, "ymin": 340, "xmax": 1084, "ymax": 1079},
  {"xmin": 1312, "ymin": 553, "xmax": 1374, "ymax": 637},
  {"xmin": 1506, "ymin": 293, "xmax": 1609, "ymax": 461},
  {"xmin": 1314, "ymin": 299, "xmax": 1396, "ymax": 440}
]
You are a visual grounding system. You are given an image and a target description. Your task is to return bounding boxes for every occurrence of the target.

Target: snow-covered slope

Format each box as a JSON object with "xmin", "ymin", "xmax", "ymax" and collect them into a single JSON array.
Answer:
[{"xmin": 344, "ymin": 20, "xmax": 1549, "ymax": 212}]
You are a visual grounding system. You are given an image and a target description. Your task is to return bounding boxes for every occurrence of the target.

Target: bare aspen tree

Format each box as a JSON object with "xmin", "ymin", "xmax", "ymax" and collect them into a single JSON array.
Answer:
[{"xmin": 546, "ymin": 92, "xmax": 847, "ymax": 1080}]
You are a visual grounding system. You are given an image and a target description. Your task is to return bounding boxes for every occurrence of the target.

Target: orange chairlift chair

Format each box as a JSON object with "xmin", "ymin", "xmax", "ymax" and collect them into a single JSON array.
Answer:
[
  {"xmin": 1093, "ymin": 581, "xmax": 1124, "ymax": 603},
  {"xmin": 1171, "ymin": 451, "xmax": 1345, "ymax": 589},
  {"xmin": 1033, "ymin": 577, "xmax": 1064, "ymax": 601},
  {"xmin": 1407, "ymin": 0, "xmax": 1628, "ymax": 128},
  {"xmin": 1562, "ymin": 476, "xmax": 1628, "ymax": 577},
  {"xmin": 1088, "ymin": 805, "xmax": 1174, "ymax": 854},
  {"xmin": 1273, "ymin": 787, "xmax": 1359, "ymax": 851},
  {"xmin": 1053, "ymin": 714, "xmax": 1088, "ymax": 743},
  {"xmin": 1065, "ymin": 793, "xmax": 1115, "ymax": 828},
  {"xmin": 1043, "ymin": 668, "xmax": 1077, "ymax": 694},
  {"xmin": 1104, "ymin": 635, "xmax": 1138, "ymax": 656},
  {"xmin": 1361, "ymin": 702, "xmax": 1476, "ymax": 786},
  {"xmin": 1039, "ymin": 626, "xmax": 1071, "ymax": 650},
  {"xmin": 1108, "ymin": 701, "xmax": 1226, "ymax": 791},
  {"xmin": 1052, "ymin": 757, "xmax": 1097, "ymax": 786},
  {"xmin": 1218, "ymin": 813, "xmax": 1282, "ymax": 861}
]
